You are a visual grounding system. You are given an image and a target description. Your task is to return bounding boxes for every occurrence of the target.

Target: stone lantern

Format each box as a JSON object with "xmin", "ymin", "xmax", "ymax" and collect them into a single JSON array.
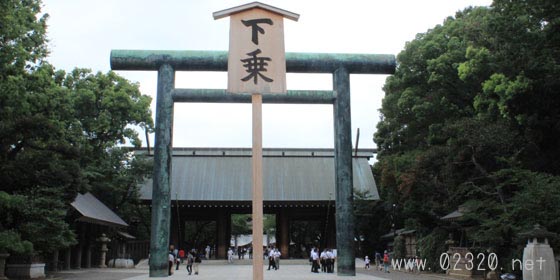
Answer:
[
  {"xmin": 520, "ymin": 224, "xmax": 557, "ymax": 280},
  {"xmin": 96, "ymin": 234, "xmax": 111, "ymax": 268}
]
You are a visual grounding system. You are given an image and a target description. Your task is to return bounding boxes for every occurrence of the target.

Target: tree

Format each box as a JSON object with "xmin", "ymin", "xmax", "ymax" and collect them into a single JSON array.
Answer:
[
  {"xmin": 0, "ymin": 0, "xmax": 81, "ymax": 256},
  {"xmin": 231, "ymin": 214, "xmax": 251, "ymax": 248},
  {"xmin": 263, "ymin": 214, "xmax": 276, "ymax": 239},
  {"xmin": 0, "ymin": 0, "xmax": 154, "ymax": 257},
  {"xmin": 58, "ymin": 68, "xmax": 154, "ymax": 238},
  {"xmin": 353, "ymin": 190, "xmax": 391, "ymax": 257},
  {"xmin": 0, "ymin": 0, "xmax": 48, "ymax": 78},
  {"xmin": 460, "ymin": 0, "xmax": 560, "ymax": 174},
  {"xmin": 183, "ymin": 221, "xmax": 216, "ymax": 251},
  {"xmin": 374, "ymin": 1, "xmax": 560, "ymax": 272},
  {"xmin": 0, "ymin": 192, "xmax": 33, "ymax": 254}
]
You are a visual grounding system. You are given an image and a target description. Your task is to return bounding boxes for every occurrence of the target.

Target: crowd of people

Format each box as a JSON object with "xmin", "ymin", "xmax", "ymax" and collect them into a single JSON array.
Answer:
[
  {"xmin": 167, "ymin": 245, "xmax": 205, "ymax": 276},
  {"xmin": 309, "ymin": 247, "xmax": 336, "ymax": 273},
  {"xmin": 163, "ymin": 244, "xmax": 401, "ymax": 276},
  {"xmin": 265, "ymin": 246, "xmax": 282, "ymax": 270},
  {"xmin": 226, "ymin": 246, "xmax": 254, "ymax": 262},
  {"xmin": 371, "ymin": 250, "xmax": 391, "ymax": 273}
]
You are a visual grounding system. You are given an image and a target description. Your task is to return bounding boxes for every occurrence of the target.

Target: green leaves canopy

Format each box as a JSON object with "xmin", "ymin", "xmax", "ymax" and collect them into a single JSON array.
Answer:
[
  {"xmin": 374, "ymin": 0, "xmax": 560, "ymax": 270},
  {"xmin": 0, "ymin": 0, "xmax": 153, "ymax": 255}
]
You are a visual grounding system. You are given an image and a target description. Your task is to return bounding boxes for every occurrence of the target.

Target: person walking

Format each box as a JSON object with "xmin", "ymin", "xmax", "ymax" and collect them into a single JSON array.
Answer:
[
  {"xmin": 193, "ymin": 251, "xmax": 202, "ymax": 275},
  {"xmin": 365, "ymin": 255, "xmax": 371, "ymax": 270},
  {"xmin": 168, "ymin": 251, "xmax": 175, "ymax": 276},
  {"xmin": 267, "ymin": 248, "xmax": 276, "ymax": 270},
  {"xmin": 227, "ymin": 247, "xmax": 234, "ymax": 263},
  {"xmin": 179, "ymin": 248, "xmax": 185, "ymax": 263},
  {"xmin": 273, "ymin": 248, "xmax": 281, "ymax": 270},
  {"xmin": 383, "ymin": 250, "xmax": 390, "ymax": 273},
  {"xmin": 167, "ymin": 245, "xmax": 176, "ymax": 275},
  {"xmin": 328, "ymin": 249, "xmax": 336, "ymax": 273},
  {"xmin": 175, "ymin": 248, "xmax": 184, "ymax": 270},
  {"xmin": 375, "ymin": 251, "xmax": 382, "ymax": 269},
  {"xmin": 311, "ymin": 248, "xmax": 320, "ymax": 273},
  {"xmin": 320, "ymin": 249, "xmax": 327, "ymax": 272},
  {"xmin": 185, "ymin": 250, "xmax": 194, "ymax": 275}
]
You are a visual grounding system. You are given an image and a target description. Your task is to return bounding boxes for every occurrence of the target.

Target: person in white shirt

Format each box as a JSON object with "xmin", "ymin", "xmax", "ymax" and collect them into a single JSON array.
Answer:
[
  {"xmin": 168, "ymin": 252, "xmax": 175, "ymax": 276},
  {"xmin": 227, "ymin": 247, "xmax": 234, "ymax": 263},
  {"xmin": 267, "ymin": 247, "xmax": 276, "ymax": 270},
  {"xmin": 326, "ymin": 249, "xmax": 335, "ymax": 273},
  {"xmin": 274, "ymin": 249, "xmax": 281, "ymax": 270},
  {"xmin": 311, "ymin": 248, "xmax": 320, "ymax": 273},
  {"xmin": 365, "ymin": 255, "xmax": 371, "ymax": 270},
  {"xmin": 320, "ymin": 249, "xmax": 327, "ymax": 272}
]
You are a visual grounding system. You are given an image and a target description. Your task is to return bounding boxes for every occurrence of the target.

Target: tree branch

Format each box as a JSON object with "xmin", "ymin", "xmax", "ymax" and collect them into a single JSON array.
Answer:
[{"xmin": 469, "ymin": 146, "xmax": 506, "ymax": 207}]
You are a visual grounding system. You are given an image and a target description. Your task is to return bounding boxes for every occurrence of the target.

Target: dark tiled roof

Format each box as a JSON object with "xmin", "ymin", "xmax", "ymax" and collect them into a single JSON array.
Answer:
[
  {"xmin": 71, "ymin": 192, "xmax": 128, "ymax": 227},
  {"xmin": 139, "ymin": 148, "xmax": 379, "ymax": 202},
  {"xmin": 441, "ymin": 210, "xmax": 464, "ymax": 221}
]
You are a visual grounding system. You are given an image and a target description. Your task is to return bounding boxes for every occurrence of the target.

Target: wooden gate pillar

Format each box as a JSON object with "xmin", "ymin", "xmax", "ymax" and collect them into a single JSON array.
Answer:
[
  {"xmin": 277, "ymin": 210, "xmax": 290, "ymax": 258},
  {"xmin": 216, "ymin": 211, "xmax": 230, "ymax": 259}
]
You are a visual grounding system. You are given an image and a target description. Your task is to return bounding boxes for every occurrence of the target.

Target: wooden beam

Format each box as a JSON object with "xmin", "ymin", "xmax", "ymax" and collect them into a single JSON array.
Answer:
[
  {"xmin": 110, "ymin": 50, "xmax": 396, "ymax": 74},
  {"xmin": 252, "ymin": 94, "xmax": 264, "ymax": 280}
]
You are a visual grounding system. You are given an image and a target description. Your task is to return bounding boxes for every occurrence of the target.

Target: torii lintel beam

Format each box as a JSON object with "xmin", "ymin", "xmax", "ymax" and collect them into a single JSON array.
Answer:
[{"xmin": 110, "ymin": 50, "xmax": 395, "ymax": 74}]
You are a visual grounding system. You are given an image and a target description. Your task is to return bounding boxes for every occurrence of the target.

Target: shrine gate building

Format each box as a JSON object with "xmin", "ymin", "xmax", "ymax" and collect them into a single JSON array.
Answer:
[{"xmin": 138, "ymin": 147, "xmax": 379, "ymax": 259}]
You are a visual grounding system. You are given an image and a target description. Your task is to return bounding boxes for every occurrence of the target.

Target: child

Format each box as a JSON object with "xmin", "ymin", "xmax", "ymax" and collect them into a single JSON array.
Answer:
[{"xmin": 364, "ymin": 256, "xmax": 370, "ymax": 270}]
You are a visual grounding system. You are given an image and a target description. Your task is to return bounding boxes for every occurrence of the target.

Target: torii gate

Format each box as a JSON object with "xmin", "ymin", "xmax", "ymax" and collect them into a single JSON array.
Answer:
[{"xmin": 110, "ymin": 17, "xmax": 395, "ymax": 280}]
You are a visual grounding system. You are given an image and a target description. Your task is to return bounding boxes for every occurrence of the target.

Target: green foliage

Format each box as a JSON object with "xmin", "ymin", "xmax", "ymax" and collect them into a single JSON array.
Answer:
[
  {"xmin": 497, "ymin": 169, "xmax": 560, "ymax": 239},
  {"xmin": 417, "ymin": 228, "xmax": 448, "ymax": 273},
  {"xmin": 0, "ymin": 230, "xmax": 33, "ymax": 255},
  {"xmin": 290, "ymin": 220, "xmax": 322, "ymax": 247},
  {"xmin": 393, "ymin": 235, "xmax": 406, "ymax": 259},
  {"xmin": 183, "ymin": 221, "xmax": 216, "ymax": 250},
  {"xmin": 374, "ymin": 0, "xmax": 560, "ymax": 270},
  {"xmin": 19, "ymin": 187, "xmax": 76, "ymax": 254},
  {"xmin": 0, "ymin": 192, "xmax": 33, "ymax": 254},
  {"xmin": 0, "ymin": 0, "xmax": 153, "ymax": 256},
  {"xmin": 0, "ymin": 0, "xmax": 48, "ymax": 76},
  {"xmin": 231, "ymin": 214, "xmax": 251, "ymax": 235},
  {"xmin": 62, "ymin": 69, "xmax": 153, "ymax": 151},
  {"xmin": 353, "ymin": 190, "xmax": 390, "ymax": 255},
  {"xmin": 263, "ymin": 214, "xmax": 276, "ymax": 236}
]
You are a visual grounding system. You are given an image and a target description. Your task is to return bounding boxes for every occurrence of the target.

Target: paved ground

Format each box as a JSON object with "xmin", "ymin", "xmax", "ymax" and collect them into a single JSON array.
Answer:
[
  {"xmin": 52, "ymin": 268, "xmax": 145, "ymax": 280},
  {"xmin": 357, "ymin": 268, "xmax": 458, "ymax": 280},
  {"xmin": 52, "ymin": 259, "xmax": 460, "ymax": 280}
]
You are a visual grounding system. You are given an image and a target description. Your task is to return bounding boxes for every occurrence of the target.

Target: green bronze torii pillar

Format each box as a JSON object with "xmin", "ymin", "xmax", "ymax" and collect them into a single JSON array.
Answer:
[{"xmin": 110, "ymin": 50, "xmax": 395, "ymax": 277}]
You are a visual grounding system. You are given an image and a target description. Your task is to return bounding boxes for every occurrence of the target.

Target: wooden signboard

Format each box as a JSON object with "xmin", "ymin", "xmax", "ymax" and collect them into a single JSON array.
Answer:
[
  {"xmin": 214, "ymin": 2, "xmax": 299, "ymax": 94},
  {"xmin": 228, "ymin": 10, "xmax": 286, "ymax": 94}
]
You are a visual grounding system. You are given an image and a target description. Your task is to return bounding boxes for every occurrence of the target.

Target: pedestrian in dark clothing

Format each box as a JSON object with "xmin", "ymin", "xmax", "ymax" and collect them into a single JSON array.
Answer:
[{"xmin": 267, "ymin": 254, "xmax": 276, "ymax": 270}]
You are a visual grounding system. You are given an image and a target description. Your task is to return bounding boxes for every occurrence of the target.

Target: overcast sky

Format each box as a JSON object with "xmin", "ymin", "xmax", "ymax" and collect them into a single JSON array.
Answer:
[{"xmin": 42, "ymin": 0, "xmax": 492, "ymax": 151}]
